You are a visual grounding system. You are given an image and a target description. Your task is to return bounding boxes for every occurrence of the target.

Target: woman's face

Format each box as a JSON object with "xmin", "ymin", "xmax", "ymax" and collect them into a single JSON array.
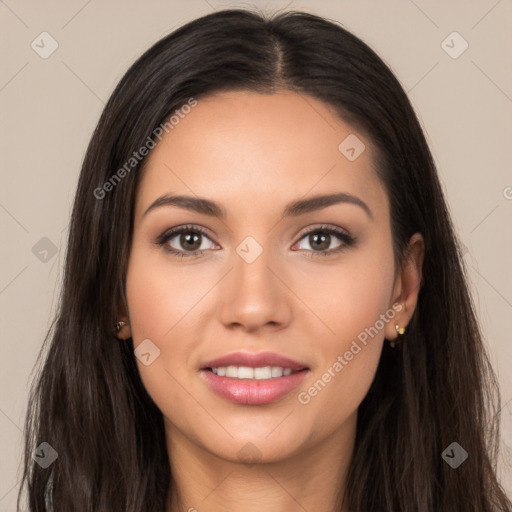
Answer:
[{"xmin": 125, "ymin": 90, "xmax": 406, "ymax": 464}]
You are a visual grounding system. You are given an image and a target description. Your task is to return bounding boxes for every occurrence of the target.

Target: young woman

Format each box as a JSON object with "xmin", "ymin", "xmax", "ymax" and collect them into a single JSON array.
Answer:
[{"xmin": 18, "ymin": 8, "xmax": 511, "ymax": 512}]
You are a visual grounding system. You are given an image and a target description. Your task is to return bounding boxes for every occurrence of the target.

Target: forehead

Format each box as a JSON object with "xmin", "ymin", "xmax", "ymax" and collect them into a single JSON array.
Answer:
[{"xmin": 134, "ymin": 90, "xmax": 386, "ymax": 222}]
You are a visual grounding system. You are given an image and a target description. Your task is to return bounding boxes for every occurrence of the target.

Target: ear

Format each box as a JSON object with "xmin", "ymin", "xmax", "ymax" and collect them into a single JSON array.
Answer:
[{"xmin": 384, "ymin": 232, "xmax": 425, "ymax": 341}]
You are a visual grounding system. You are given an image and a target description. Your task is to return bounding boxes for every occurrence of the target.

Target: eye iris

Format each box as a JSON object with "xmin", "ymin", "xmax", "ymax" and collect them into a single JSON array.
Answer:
[
  {"xmin": 181, "ymin": 231, "xmax": 201, "ymax": 250},
  {"xmin": 310, "ymin": 232, "xmax": 330, "ymax": 251}
]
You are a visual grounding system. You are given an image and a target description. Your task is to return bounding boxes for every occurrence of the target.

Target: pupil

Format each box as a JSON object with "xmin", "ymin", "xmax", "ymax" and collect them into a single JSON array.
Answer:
[
  {"xmin": 311, "ymin": 232, "xmax": 329, "ymax": 251},
  {"xmin": 181, "ymin": 231, "xmax": 200, "ymax": 250}
]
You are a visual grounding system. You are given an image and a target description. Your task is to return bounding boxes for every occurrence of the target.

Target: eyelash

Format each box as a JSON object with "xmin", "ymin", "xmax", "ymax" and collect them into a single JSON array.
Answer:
[{"xmin": 154, "ymin": 223, "xmax": 356, "ymax": 259}]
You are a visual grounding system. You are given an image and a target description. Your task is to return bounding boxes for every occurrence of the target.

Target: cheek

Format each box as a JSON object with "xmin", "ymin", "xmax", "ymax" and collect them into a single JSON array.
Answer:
[
  {"xmin": 294, "ymin": 234, "xmax": 395, "ymax": 346},
  {"xmin": 124, "ymin": 246, "xmax": 204, "ymax": 429},
  {"xmin": 293, "ymin": 235, "xmax": 394, "ymax": 423},
  {"xmin": 124, "ymin": 245, "xmax": 200, "ymax": 381},
  {"xmin": 125, "ymin": 243, "xmax": 211, "ymax": 340}
]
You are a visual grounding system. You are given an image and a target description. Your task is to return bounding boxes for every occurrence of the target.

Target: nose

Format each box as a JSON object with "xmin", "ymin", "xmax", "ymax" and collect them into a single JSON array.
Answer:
[{"xmin": 218, "ymin": 243, "xmax": 293, "ymax": 333}]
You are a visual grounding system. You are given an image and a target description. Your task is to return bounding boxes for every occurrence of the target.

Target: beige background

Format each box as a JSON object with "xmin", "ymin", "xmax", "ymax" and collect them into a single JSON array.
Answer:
[{"xmin": 1, "ymin": 0, "xmax": 511, "ymax": 508}]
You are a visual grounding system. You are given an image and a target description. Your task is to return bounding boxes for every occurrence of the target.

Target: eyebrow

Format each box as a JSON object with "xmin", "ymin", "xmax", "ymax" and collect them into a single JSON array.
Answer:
[{"xmin": 143, "ymin": 192, "xmax": 373, "ymax": 220}]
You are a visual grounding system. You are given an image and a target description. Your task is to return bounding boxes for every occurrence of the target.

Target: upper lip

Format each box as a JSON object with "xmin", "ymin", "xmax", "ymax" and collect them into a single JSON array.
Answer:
[{"xmin": 200, "ymin": 351, "xmax": 309, "ymax": 371}]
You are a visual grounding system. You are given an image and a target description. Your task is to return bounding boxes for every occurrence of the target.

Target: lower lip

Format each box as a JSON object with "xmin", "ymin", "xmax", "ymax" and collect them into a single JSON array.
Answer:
[{"xmin": 200, "ymin": 369, "xmax": 309, "ymax": 405}]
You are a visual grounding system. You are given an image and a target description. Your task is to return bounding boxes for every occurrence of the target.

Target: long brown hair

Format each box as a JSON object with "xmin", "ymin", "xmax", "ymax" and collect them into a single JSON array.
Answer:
[{"xmin": 18, "ymin": 8, "xmax": 511, "ymax": 511}]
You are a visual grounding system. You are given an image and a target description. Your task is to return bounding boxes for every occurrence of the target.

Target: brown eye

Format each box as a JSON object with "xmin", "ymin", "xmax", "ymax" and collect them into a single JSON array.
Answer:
[
  {"xmin": 166, "ymin": 229, "xmax": 215, "ymax": 253},
  {"xmin": 307, "ymin": 232, "xmax": 332, "ymax": 251},
  {"xmin": 293, "ymin": 225, "xmax": 355, "ymax": 257},
  {"xmin": 179, "ymin": 231, "xmax": 202, "ymax": 251},
  {"xmin": 156, "ymin": 225, "xmax": 217, "ymax": 258}
]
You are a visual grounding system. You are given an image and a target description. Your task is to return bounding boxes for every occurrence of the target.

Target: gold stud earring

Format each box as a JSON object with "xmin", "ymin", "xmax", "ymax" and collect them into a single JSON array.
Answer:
[
  {"xmin": 114, "ymin": 321, "xmax": 127, "ymax": 333},
  {"xmin": 389, "ymin": 324, "xmax": 406, "ymax": 348},
  {"xmin": 395, "ymin": 324, "xmax": 406, "ymax": 335}
]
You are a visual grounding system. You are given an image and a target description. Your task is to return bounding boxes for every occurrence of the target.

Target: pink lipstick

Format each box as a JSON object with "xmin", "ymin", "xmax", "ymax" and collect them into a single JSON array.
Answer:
[{"xmin": 199, "ymin": 351, "xmax": 309, "ymax": 405}]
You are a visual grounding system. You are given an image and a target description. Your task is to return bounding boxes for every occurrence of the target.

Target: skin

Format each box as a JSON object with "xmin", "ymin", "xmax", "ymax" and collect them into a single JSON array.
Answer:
[{"xmin": 116, "ymin": 90, "xmax": 424, "ymax": 512}]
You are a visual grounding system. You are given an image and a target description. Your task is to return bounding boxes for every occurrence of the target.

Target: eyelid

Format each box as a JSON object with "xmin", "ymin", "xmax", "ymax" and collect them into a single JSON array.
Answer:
[
  {"xmin": 295, "ymin": 223, "xmax": 351, "ymax": 240},
  {"xmin": 155, "ymin": 223, "xmax": 355, "ymax": 258},
  {"xmin": 292, "ymin": 224, "xmax": 355, "ymax": 253},
  {"xmin": 155, "ymin": 223, "xmax": 216, "ymax": 240},
  {"xmin": 154, "ymin": 224, "xmax": 218, "ymax": 255}
]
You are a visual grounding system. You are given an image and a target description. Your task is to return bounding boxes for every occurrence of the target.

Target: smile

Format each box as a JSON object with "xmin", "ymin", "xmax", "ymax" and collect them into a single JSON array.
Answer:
[
  {"xmin": 200, "ymin": 368, "xmax": 310, "ymax": 405},
  {"xmin": 210, "ymin": 365, "xmax": 293, "ymax": 379}
]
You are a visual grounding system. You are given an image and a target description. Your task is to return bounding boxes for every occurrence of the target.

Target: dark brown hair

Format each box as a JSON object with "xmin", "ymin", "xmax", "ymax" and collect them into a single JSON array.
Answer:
[{"xmin": 19, "ymin": 7, "xmax": 511, "ymax": 511}]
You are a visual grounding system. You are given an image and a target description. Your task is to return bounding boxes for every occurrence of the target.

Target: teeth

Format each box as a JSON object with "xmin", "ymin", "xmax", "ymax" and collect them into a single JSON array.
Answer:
[
  {"xmin": 211, "ymin": 365, "xmax": 296, "ymax": 379},
  {"xmin": 238, "ymin": 366, "xmax": 254, "ymax": 379},
  {"xmin": 254, "ymin": 366, "xmax": 271, "ymax": 379},
  {"xmin": 226, "ymin": 365, "xmax": 238, "ymax": 378},
  {"xmin": 271, "ymin": 366, "xmax": 282, "ymax": 377}
]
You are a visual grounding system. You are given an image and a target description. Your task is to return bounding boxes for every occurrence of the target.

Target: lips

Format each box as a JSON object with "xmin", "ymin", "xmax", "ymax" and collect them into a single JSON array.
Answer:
[
  {"xmin": 199, "ymin": 351, "xmax": 310, "ymax": 405},
  {"xmin": 200, "ymin": 351, "xmax": 308, "ymax": 372}
]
